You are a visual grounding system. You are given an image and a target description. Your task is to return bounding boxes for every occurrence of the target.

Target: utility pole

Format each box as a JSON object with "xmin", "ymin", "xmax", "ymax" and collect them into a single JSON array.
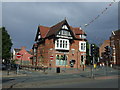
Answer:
[{"xmin": 90, "ymin": 44, "xmax": 95, "ymax": 78}]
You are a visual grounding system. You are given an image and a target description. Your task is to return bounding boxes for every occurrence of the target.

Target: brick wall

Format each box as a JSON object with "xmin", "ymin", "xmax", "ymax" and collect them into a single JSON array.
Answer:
[{"xmin": 36, "ymin": 39, "xmax": 86, "ymax": 69}]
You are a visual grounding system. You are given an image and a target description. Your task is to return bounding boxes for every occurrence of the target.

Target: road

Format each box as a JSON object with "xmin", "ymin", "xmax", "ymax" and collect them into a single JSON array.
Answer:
[
  {"xmin": 2, "ymin": 66, "xmax": 120, "ymax": 88},
  {"xmin": 37, "ymin": 78, "xmax": 118, "ymax": 88}
]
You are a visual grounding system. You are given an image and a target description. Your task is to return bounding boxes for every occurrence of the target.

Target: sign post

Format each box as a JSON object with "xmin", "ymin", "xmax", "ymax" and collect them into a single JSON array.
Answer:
[
  {"xmin": 16, "ymin": 53, "xmax": 22, "ymax": 58},
  {"xmin": 16, "ymin": 53, "xmax": 22, "ymax": 73},
  {"xmin": 50, "ymin": 56, "xmax": 53, "ymax": 70}
]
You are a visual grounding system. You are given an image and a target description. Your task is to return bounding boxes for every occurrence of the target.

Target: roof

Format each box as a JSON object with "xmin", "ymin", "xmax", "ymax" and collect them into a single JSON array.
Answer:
[
  {"xmin": 27, "ymin": 51, "xmax": 33, "ymax": 55},
  {"xmin": 14, "ymin": 48, "xmax": 21, "ymax": 52},
  {"xmin": 114, "ymin": 29, "xmax": 120, "ymax": 35},
  {"xmin": 35, "ymin": 19, "xmax": 86, "ymax": 40},
  {"xmin": 14, "ymin": 48, "xmax": 33, "ymax": 55},
  {"xmin": 38, "ymin": 25, "xmax": 50, "ymax": 38},
  {"xmin": 70, "ymin": 27, "xmax": 85, "ymax": 35},
  {"xmin": 46, "ymin": 19, "xmax": 67, "ymax": 37}
]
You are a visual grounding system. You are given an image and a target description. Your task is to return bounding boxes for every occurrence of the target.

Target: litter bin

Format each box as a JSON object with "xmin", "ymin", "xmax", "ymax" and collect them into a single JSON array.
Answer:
[{"xmin": 56, "ymin": 67, "xmax": 60, "ymax": 73}]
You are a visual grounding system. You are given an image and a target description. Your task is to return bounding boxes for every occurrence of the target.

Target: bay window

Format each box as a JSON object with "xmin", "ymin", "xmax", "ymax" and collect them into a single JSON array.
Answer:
[{"xmin": 55, "ymin": 39, "xmax": 69, "ymax": 50}]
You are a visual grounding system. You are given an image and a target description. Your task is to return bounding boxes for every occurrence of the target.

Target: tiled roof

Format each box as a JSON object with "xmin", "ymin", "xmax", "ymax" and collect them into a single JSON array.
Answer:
[
  {"xmin": 37, "ymin": 19, "xmax": 86, "ymax": 39},
  {"xmin": 46, "ymin": 19, "xmax": 67, "ymax": 37},
  {"xmin": 14, "ymin": 48, "xmax": 33, "ymax": 55},
  {"xmin": 14, "ymin": 48, "xmax": 21, "ymax": 52},
  {"xmin": 38, "ymin": 25, "xmax": 50, "ymax": 38},
  {"xmin": 114, "ymin": 29, "xmax": 120, "ymax": 35},
  {"xmin": 27, "ymin": 51, "xmax": 33, "ymax": 55},
  {"xmin": 71, "ymin": 27, "xmax": 86, "ymax": 35}
]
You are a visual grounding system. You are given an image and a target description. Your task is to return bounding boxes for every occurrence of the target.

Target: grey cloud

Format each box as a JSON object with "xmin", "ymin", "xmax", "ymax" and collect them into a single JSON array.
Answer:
[{"xmin": 2, "ymin": 2, "xmax": 118, "ymax": 49}]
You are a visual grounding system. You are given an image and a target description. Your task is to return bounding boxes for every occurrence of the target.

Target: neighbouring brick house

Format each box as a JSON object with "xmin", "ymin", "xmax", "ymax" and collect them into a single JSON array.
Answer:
[
  {"xmin": 99, "ymin": 40, "xmax": 110, "ymax": 58},
  {"xmin": 99, "ymin": 40, "xmax": 111, "ymax": 64},
  {"xmin": 32, "ymin": 19, "xmax": 87, "ymax": 70},
  {"xmin": 110, "ymin": 30, "xmax": 120, "ymax": 65},
  {"xmin": 13, "ymin": 46, "xmax": 33, "ymax": 66}
]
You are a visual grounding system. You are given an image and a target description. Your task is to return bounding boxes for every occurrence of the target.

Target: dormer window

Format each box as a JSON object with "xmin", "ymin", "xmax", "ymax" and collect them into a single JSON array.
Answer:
[
  {"xmin": 62, "ymin": 25, "xmax": 68, "ymax": 30},
  {"xmin": 58, "ymin": 30, "xmax": 71, "ymax": 36},
  {"xmin": 80, "ymin": 34, "xmax": 86, "ymax": 39}
]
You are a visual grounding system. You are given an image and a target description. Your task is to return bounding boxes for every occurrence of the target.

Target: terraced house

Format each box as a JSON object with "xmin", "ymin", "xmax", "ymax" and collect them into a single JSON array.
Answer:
[{"xmin": 32, "ymin": 19, "xmax": 87, "ymax": 70}]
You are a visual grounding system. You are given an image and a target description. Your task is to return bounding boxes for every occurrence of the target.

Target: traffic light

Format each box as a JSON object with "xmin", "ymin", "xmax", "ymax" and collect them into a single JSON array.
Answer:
[
  {"xmin": 104, "ymin": 46, "xmax": 111, "ymax": 55},
  {"xmin": 91, "ymin": 44, "xmax": 95, "ymax": 56},
  {"xmin": 94, "ymin": 47, "xmax": 99, "ymax": 56},
  {"xmin": 104, "ymin": 46, "xmax": 112, "ymax": 60}
]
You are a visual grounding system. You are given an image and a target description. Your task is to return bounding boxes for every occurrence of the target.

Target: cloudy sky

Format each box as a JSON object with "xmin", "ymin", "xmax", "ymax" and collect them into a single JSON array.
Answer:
[{"xmin": 2, "ymin": 1, "xmax": 118, "ymax": 50}]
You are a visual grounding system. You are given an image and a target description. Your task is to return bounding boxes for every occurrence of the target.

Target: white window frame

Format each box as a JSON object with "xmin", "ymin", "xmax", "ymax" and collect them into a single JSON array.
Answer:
[
  {"xmin": 55, "ymin": 39, "xmax": 69, "ymax": 50},
  {"xmin": 79, "ymin": 41, "xmax": 86, "ymax": 52}
]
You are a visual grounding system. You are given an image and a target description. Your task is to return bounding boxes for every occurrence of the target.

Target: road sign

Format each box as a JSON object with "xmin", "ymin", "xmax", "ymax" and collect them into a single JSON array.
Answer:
[
  {"xmin": 16, "ymin": 53, "xmax": 22, "ymax": 58},
  {"xmin": 50, "ymin": 56, "xmax": 54, "ymax": 59}
]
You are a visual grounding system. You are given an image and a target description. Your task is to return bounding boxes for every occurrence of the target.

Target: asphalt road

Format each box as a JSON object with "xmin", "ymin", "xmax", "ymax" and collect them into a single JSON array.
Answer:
[
  {"xmin": 2, "ymin": 66, "xmax": 119, "ymax": 88},
  {"xmin": 37, "ymin": 78, "xmax": 119, "ymax": 88}
]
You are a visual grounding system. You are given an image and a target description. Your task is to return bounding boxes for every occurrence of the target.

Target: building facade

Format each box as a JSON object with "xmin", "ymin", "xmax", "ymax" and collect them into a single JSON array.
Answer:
[
  {"xmin": 32, "ymin": 19, "xmax": 87, "ymax": 69},
  {"xmin": 110, "ymin": 30, "xmax": 120, "ymax": 65},
  {"xmin": 99, "ymin": 40, "xmax": 110, "ymax": 64},
  {"xmin": 99, "ymin": 40, "xmax": 110, "ymax": 58},
  {"xmin": 13, "ymin": 46, "xmax": 33, "ymax": 66}
]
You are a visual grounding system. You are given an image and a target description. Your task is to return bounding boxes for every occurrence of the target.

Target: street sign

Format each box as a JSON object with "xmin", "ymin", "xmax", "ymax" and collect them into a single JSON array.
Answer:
[
  {"xmin": 50, "ymin": 56, "xmax": 54, "ymax": 59},
  {"xmin": 16, "ymin": 53, "xmax": 22, "ymax": 58}
]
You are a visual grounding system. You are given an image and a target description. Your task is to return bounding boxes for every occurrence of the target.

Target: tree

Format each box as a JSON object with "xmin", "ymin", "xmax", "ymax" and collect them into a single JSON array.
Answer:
[
  {"xmin": 0, "ymin": 27, "xmax": 13, "ymax": 63},
  {"xmin": 86, "ymin": 41, "xmax": 91, "ymax": 65}
]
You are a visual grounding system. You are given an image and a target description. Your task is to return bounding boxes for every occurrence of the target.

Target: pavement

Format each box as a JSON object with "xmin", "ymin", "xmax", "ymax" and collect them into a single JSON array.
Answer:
[
  {"xmin": 1, "ymin": 67, "xmax": 91, "ymax": 77},
  {"xmin": 1, "ymin": 66, "xmax": 119, "ymax": 78}
]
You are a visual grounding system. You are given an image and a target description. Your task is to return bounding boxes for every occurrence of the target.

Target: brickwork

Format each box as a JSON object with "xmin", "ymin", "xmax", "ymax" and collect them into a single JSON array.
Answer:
[
  {"xmin": 110, "ymin": 30, "xmax": 120, "ymax": 65},
  {"xmin": 32, "ymin": 19, "xmax": 87, "ymax": 69}
]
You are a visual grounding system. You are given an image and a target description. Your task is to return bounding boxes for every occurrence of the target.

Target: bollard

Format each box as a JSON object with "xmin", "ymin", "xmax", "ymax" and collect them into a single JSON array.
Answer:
[{"xmin": 56, "ymin": 67, "xmax": 60, "ymax": 73}]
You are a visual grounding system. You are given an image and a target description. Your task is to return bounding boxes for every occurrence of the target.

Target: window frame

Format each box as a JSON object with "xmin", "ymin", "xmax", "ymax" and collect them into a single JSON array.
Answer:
[
  {"xmin": 79, "ymin": 41, "xmax": 86, "ymax": 52},
  {"xmin": 55, "ymin": 39, "xmax": 69, "ymax": 50}
]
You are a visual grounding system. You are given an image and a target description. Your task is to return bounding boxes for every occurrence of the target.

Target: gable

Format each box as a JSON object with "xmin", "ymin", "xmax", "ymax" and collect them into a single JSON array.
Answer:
[
  {"xmin": 46, "ymin": 19, "xmax": 75, "ymax": 39},
  {"xmin": 56, "ymin": 24, "xmax": 74, "ymax": 39},
  {"xmin": 35, "ymin": 26, "xmax": 50, "ymax": 41},
  {"xmin": 34, "ymin": 19, "xmax": 87, "ymax": 41}
]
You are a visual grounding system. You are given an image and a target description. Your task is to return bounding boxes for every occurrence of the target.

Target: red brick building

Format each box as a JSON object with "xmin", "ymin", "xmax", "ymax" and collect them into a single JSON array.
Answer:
[
  {"xmin": 13, "ymin": 46, "xmax": 33, "ymax": 65},
  {"xmin": 99, "ymin": 40, "xmax": 110, "ymax": 63},
  {"xmin": 32, "ymin": 19, "xmax": 87, "ymax": 69},
  {"xmin": 110, "ymin": 30, "xmax": 120, "ymax": 65},
  {"xmin": 99, "ymin": 40, "xmax": 110, "ymax": 58}
]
